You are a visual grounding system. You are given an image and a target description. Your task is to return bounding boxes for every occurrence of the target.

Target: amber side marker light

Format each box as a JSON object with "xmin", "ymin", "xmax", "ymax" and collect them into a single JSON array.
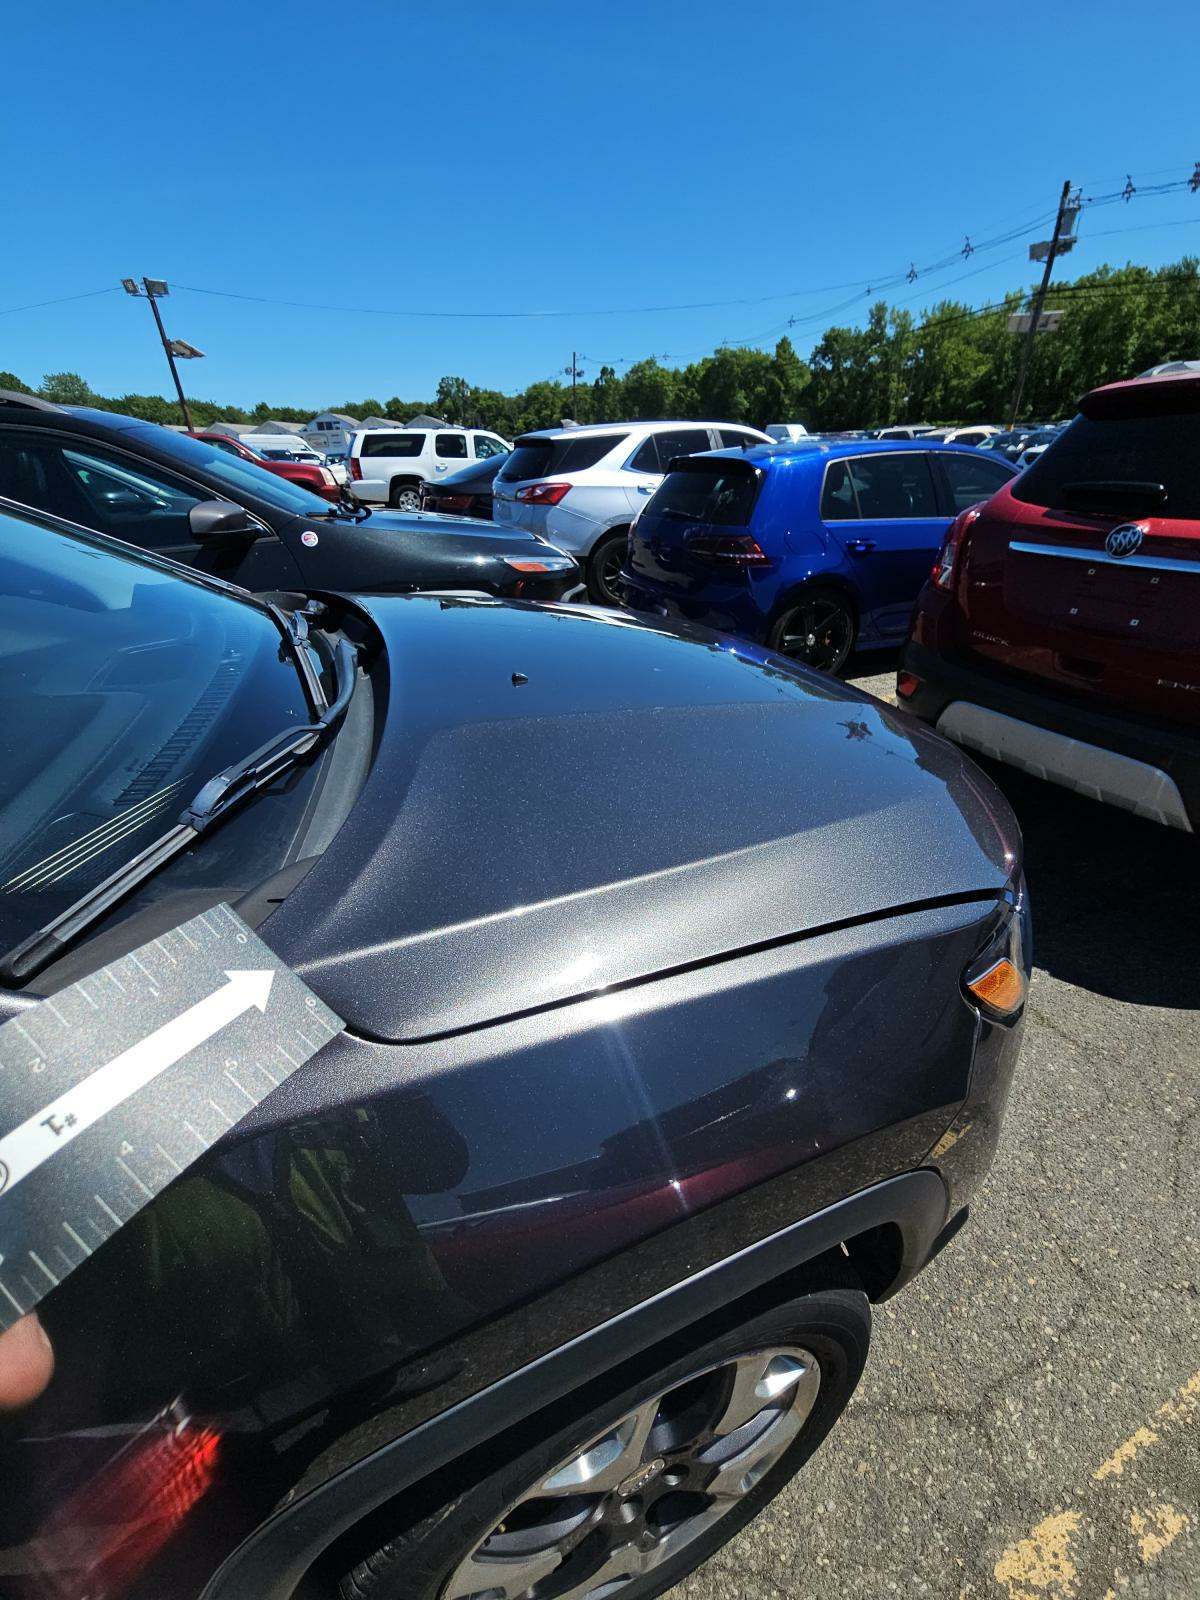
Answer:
[{"xmin": 966, "ymin": 956, "xmax": 1026, "ymax": 1017}]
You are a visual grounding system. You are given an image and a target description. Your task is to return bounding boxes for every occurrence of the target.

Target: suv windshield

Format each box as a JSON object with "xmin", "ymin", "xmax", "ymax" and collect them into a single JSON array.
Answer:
[
  {"xmin": 0, "ymin": 507, "xmax": 312, "ymax": 955},
  {"xmin": 133, "ymin": 426, "xmax": 333, "ymax": 515},
  {"xmin": 1012, "ymin": 413, "xmax": 1200, "ymax": 518}
]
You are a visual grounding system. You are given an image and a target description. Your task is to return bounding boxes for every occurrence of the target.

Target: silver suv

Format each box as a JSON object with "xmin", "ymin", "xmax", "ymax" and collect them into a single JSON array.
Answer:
[{"xmin": 492, "ymin": 420, "xmax": 771, "ymax": 603}]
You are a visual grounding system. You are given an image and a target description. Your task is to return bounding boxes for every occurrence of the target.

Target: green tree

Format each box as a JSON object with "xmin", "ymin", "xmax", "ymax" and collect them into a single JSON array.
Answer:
[
  {"xmin": 436, "ymin": 376, "xmax": 472, "ymax": 425},
  {"xmin": 590, "ymin": 365, "xmax": 624, "ymax": 423},
  {"xmin": 0, "ymin": 371, "xmax": 33, "ymax": 394},
  {"xmin": 40, "ymin": 372, "xmax": 97, "ymax": 405},
  {"xmin": 622, "ymin": 358, "xmax": 675, "ymax": 419}
]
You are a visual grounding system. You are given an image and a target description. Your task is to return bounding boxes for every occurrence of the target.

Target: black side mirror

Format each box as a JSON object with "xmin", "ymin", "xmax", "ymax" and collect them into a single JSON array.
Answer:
[{"xmin": 188, "ymin": 499, "xmax": 260, "ymax": 541}]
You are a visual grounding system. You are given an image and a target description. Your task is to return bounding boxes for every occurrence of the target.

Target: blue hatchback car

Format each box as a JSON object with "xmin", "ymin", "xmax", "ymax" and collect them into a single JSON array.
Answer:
[{"xmin": 621, "ymin": 438, "xmax": 1017, "ymax": 673}]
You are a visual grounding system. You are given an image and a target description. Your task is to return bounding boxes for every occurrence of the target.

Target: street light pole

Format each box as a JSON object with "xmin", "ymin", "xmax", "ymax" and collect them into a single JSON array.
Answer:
[
  {"xmin": 121, "ymin": 278, "xmax": 198, "ymax": 433},
  {"xmin": 1008, "ymin": 179, "xmax": 1071, "ymax": 429}
]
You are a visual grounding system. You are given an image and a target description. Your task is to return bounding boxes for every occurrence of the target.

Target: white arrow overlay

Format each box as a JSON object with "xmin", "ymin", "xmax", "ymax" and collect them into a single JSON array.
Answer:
[{"xmin": 0, "ymin": 969, "xmax": 275, "ymax": 1198}]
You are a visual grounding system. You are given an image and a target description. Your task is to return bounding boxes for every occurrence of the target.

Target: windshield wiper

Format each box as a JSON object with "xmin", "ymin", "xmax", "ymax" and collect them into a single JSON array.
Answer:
[
  {"xmin": 0, "ymin": 637, "xmax": 358, "ymax": 986},
  {"xmin": 266, "ymin": 602, "xmax": 328, "ymax": 714}
]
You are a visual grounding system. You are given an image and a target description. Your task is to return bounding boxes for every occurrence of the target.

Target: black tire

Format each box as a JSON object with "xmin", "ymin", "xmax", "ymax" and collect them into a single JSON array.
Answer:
[
  {"xmin": 586, "ymin": 530, "xmax": 629, "ymax": 606},
  {"xmin": 390, "ymin": 481, "xmax": 422, "ymax": 512},
  {"xmin": 767, "ymin": 586, "xmax": 857, "ymax": 676},
  {"xmin": 338, "ymin": 1274, "xmax": 870, "ymax": 1600}
]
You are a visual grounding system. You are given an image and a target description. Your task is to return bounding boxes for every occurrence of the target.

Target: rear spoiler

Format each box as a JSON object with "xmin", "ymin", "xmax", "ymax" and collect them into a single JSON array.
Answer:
[
  {"xmin": 1081, "ymin": 373, "xmax": 1200, "ymax": 420},
  {"xmin": 664, "ymin": 452, "xmax": 762, "ymax": 476}
]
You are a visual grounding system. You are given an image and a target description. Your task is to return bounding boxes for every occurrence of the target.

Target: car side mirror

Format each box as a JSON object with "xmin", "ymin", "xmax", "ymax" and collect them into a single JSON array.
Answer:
[{"xmin": 188, "ymin": 499, "xmax": 259, "ymax": 541}]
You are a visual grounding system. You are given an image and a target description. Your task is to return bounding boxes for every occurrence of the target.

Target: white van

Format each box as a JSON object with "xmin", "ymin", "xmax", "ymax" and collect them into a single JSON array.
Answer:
[
  {"xmin": 765, "ymin": 422, "xmax": 810, "ymax": 442},
  {"xmin": 346, "ymin": 427, "xmax": 511, "ymax": 510}
]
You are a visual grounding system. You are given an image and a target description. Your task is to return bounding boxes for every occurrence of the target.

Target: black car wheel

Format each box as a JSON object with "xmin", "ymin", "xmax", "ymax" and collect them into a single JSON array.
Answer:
[
  {"xmin": 390, "ymin": 482, "xmax": 422, "ymax": 512},
  {"xmin": 338, "ymin": 1279, "xmax": 870, "ymax": 1600},
  {"xmin": 587, "ymin": 531, "xmax": 628, "ymax": 606},
  {"xmin": 769, "ymin": 588, "xmax": 857, "ymax": 676}
]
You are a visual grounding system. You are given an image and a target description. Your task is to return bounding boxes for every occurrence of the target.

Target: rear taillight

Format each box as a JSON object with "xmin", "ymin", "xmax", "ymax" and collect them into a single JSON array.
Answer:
[
  {"xmin": 319, "ymin": 468, "xmax": 335, "ymax": 486},
  {"xmin": 687, "ymin": 534, "xmax": 771, "ymax": 566},
  {"xmin": 932, "ymin": 506, "xmax": 980, "ymax": 590},
  {"xmin": 515, "ymin": 482, "xmax": 571, "ymax": 506},
  {"xmin": 349, "ymin": 457, "xmax": 362, "ymax": 481},
  {"xmin": 896, "ymin": 670, "xmax": 921, "ymax": 699}
]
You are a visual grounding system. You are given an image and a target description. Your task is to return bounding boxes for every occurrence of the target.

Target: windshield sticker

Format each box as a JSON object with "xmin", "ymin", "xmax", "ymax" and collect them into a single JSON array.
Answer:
[{"xmin": 0, "ymin": 904, "xmax": 343, "ymax": 1332}]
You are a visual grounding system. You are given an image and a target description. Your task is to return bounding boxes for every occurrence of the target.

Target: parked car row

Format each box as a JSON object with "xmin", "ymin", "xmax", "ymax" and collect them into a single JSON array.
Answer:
[
  {"xmin": 0, "ymin": 391, "xmax": 580, "ymax": 602},
  {"xmin": 619, "ymin": 437, "xmax": 1017, "ymax": 671},
  {"xmin": 492, "ymin": 420, "xmax": 774, "ymax": 602},
  {"xmin": 0, "ymin": 388, "xmax": 1031, "ymax": 1598}
]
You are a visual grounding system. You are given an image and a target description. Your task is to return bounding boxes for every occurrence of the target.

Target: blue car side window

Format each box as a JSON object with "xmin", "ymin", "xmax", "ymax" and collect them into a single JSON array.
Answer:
[{"xmin": 821, "ymin": 461, "xmax": 859, "ymax": 520}]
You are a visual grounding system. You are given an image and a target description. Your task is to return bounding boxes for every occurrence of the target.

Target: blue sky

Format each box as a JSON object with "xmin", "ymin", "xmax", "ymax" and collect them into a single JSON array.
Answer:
[{"xmin": 3, "ymin": 0, "xmax": 1198, "ymax": 407}]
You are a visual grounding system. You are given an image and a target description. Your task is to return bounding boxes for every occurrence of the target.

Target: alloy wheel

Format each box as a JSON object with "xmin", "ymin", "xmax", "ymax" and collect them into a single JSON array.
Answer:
[
  {"xmin": 391, "ymin": 486, "xmax": 422, "ymax": 511},
  {"xmin": 440, "ymin": 1346, "xmax": 821, "ymax": 1600},
  {"xmin": 590, "ymin": 541, "xmax": 626, "ymax": 606},
  {"xmin": 774, "ymin": 597, "xmax": 854, "ymax": 674}
]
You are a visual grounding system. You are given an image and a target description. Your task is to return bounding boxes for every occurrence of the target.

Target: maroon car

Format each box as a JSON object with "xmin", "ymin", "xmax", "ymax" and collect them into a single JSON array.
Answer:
[
  {"xmin": 899, "ymin": 369, "xmax": 1200, "ymax": 831},
  {"xmin": 194, "ymin": 431, "xmax": 341, "ymax": 503}
]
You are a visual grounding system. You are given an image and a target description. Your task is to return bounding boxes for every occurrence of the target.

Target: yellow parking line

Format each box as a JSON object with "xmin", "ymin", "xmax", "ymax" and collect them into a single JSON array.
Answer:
[{"xmin": 992, "ymin": 1369, "xmax": 1199, "ymax": 1598}]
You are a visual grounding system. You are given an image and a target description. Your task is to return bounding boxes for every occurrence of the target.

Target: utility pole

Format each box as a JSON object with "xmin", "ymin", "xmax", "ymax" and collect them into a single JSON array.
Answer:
[
  {"xmin": 121, "ymin": 278, "xmax": 201, "ymax": 432},
  {"xmin": 1008, "ymin": 180, "xmax": 1071, "ymax": 429},
  {"xmin": 565, "ymin": 352, "xmax": 585, "ymax": 417}
]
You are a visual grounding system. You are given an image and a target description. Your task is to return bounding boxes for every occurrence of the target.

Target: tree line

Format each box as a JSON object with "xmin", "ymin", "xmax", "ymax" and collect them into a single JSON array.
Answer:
[{"xmin": 3, "ymin": 257, "xmax": 1197, "ymax": 438}]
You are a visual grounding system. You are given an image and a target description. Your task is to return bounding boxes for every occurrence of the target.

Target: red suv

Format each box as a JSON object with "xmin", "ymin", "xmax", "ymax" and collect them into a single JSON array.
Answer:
[
  {"xmin": 194, "ymin": 431, "xmax": 341, "ymax": 503},
  {"xmin": 899, "ymin": 370, "xmax": 1200, "ymax": 831}
]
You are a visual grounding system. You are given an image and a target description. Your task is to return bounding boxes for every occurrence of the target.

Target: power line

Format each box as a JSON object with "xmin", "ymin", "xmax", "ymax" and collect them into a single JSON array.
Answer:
[{"xmin": 0, "ymin": 286, "xmax": 120, "ymax": 318}]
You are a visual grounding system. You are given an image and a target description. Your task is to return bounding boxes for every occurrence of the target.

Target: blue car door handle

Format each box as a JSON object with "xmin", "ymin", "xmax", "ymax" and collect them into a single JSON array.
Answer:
[{"xmin": 847, "ymin": 538, "xmax": 876, "ymax": 555}]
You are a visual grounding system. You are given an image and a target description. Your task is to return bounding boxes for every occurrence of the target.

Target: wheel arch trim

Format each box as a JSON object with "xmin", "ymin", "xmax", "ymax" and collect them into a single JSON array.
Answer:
[
  {"xmin": 201, "ymin": 1170, "xmax": 948, "ymax": 1600},
  {"xmin": 769, "ymin": 571, "xmax": 861, "ymax": 630}
]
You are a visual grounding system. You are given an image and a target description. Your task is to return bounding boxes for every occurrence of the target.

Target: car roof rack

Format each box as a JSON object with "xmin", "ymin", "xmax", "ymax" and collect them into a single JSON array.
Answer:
[{"xmin": 0, "ymin": 390, "xmax": 63, "ymax": 412}]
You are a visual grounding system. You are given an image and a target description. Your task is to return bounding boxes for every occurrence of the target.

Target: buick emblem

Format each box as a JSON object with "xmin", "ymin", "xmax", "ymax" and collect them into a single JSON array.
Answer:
[{"xmin": 1105, "ymin": 524, "xmax": 1144, "ymax": 559}]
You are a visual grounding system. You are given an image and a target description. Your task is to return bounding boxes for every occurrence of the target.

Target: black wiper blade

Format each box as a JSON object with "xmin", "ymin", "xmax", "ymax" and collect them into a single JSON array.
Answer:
[
  {"xmin": 266, "ymin": 602, "xmax": 328, "ymax": 714},
  {"xmin": 0, "ymin": 638, "xmax": 357, "ymax": 985}
]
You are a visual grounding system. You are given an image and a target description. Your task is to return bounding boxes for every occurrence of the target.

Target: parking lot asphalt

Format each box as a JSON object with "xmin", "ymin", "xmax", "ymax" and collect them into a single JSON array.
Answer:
[{"xmin": 679, "ymin": 657, "xmax": 1200, "ymax": 1600}]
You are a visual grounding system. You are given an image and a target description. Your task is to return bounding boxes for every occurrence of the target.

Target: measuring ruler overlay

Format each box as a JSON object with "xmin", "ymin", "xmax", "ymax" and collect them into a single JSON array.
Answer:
[{"xmin": 0, "ymin": 903, "xmax": 343, "ymax": 1331}]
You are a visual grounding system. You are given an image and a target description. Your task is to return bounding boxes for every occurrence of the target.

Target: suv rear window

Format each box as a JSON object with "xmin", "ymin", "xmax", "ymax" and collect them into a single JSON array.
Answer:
[
  {"xmin": 359, "ymin": 433, "xmax": 425, "ymax": 458},
  {"xmin": 1013, "ymin": 414, "xmax": 1200, "ymax": 519},
  {"xmin": 498, "ymin": 433, "xmax": 629, "ymax": 481},
  {"xmin": 642, "ymin": 467, "xmax": 761, "ymax": 529}
]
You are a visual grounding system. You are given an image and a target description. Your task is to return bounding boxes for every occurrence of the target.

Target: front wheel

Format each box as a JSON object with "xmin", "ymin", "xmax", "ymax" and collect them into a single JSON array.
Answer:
[
  {"xmin": 768, "ymin": 588, "xmax": 857, "ymax": 676},
  {"xmin": 586, "ymin": 530, "xmax": 629, "ymax": 606},
  {"xmin": 338, "ymin": 1280, "xmax": 870, "ymax": 1600},
  {"xmin": 389, "ymin": 481, "xmax": 422, "ymax": 512}
]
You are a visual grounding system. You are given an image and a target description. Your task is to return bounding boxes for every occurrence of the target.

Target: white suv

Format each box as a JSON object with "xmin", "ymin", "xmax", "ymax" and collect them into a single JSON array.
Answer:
[
  {"xmin": 347, "ymin": 426, "xmax": 511, "ymax": 510},
  {"xmin": 492, "ymin": 420, "xmax": 771, "ymax": 603}
]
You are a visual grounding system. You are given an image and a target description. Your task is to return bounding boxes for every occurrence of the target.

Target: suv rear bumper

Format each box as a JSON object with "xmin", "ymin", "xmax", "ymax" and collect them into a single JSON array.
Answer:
[{"xmin": 899, "ymin": 639, "xmax": 1200, "ymax": 831}]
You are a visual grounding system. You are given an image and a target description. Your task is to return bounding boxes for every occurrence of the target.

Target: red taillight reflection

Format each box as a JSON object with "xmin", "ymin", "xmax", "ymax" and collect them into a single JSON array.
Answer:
[
  {"xmin": 32, "ymin": 1413, "xmax": 221, "ymax": 1597},
  {"xmin": 687, "ymin": 533, "xmax": 771, "ymax": 566},
  {"xmin": 896, "ymin": 671, "xmax": 921, "ymax": 699}
]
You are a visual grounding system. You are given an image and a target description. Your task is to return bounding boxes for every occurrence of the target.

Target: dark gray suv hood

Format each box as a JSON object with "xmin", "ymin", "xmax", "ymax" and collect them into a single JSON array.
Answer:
[{"xmin": 265, "ymin": 597, "xmax": 1018, "ymax": 1040}]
